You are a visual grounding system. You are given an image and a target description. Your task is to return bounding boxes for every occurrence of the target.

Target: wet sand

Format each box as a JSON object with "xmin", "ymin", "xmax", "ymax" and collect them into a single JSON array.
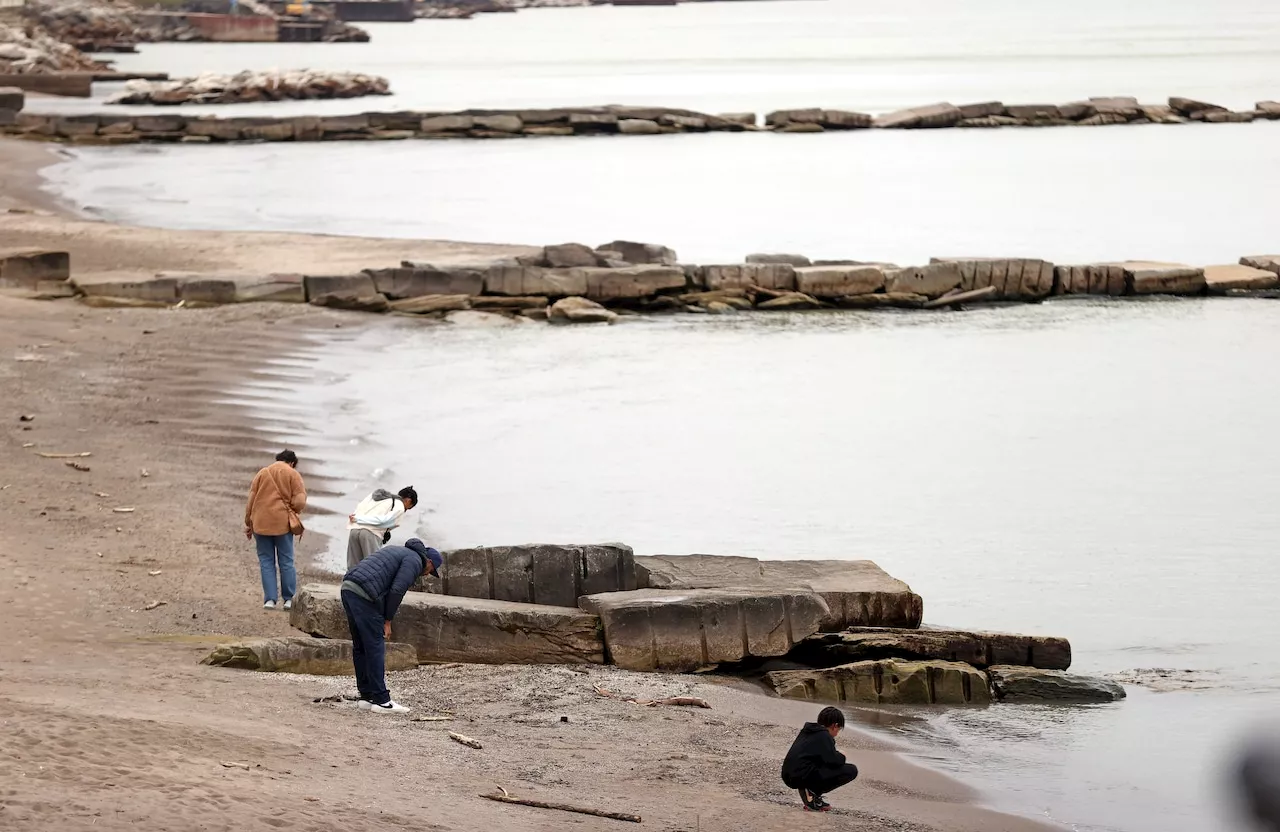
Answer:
[{"xmin": 0, "ymin": 138, "xmax": 1058, "ymax": 832}]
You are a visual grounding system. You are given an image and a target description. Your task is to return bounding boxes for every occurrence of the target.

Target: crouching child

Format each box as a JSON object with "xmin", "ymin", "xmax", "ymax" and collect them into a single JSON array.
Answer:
[{"xmin": 781, "ymin": 706, "xmax": 859, "ymax": 812}]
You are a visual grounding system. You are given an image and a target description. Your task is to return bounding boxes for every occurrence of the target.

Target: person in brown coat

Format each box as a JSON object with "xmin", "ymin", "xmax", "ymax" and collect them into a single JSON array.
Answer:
[{"xmin": 244, "ymin": 449, "xmax": 307, "ymax": 609}]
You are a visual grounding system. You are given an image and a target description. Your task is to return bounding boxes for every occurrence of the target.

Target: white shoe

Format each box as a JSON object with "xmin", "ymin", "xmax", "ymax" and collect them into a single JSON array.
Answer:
[
  {"xmin": 368, "ymin": 700, "xmax": 410, "ymax": 714},
  {"xmin": 357, "ymin": 700, "xmax": 372, "ymax": 710},
  {"xmin": 282, "ymin": 599, "xmax": 293, "ymax": 610},
  {"xmin": 263, "ymin": 600, "xmax": 276, "ymax": 609}
]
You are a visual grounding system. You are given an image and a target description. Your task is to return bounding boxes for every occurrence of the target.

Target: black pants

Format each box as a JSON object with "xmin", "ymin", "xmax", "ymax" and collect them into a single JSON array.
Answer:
[
  {"xmin": 788, "ymin": 764, "xmax": 859, "ymax": 797},
  {"xmin": 341, "ymin": 588, "xmax": 390, "ymax": 706}
]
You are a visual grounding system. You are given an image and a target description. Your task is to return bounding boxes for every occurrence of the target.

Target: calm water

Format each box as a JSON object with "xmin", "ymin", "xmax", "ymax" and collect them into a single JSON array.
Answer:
[
  {"xmin": 36, "ymin": 1, "xmax": 1280, "ymax": 828},
  {"xmin": 230, "ymin": 302, "xmax": 1280, "ymax": 832}
]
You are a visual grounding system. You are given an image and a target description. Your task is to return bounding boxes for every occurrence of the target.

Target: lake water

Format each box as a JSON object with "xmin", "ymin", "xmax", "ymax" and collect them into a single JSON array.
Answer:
[{"xmin": 34, "ymin": 0, "xmax": 1280, "ymax": 828}]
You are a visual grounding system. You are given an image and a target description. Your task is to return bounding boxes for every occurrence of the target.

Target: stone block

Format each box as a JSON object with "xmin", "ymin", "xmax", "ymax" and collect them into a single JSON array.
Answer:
[
  {"xmin": 365, "ymin": 266, "xmax": 484, "ymax": 299},
  {"xmin": 473, "ymin": 114, "xmax": 522, "ymax": 132},
  {"xmin": 290, "ymin": 584, "xmax": 604, "ymax": 665},
  {"xmin": 660, "ymin": 114, "xmax": 706, "ymax": 130},
  {"xmin": 186, "ymin": 119, "xmax": 243, "ymax": 141},
  {"xmin": 523, "ymin": 125, "xmax": 574, "ymax": 137},
  {"xmin": 746, "ymin": 253, "xmax": 811, "ymax": 267},
  {"xmin": 790, "ymin": 626, "xmax": 1071, "ymax": 670},
  {"xmin": 1169, "ymin": 97, "xmax": 1226, "ymax": 118},
  {"xmin": 987, "ymin": 665, "xmax": 1126, "ymax": 703},
  {"xmin": 958, "ymin": 101, "xmax": 1004, "ymax": 119},
  {"xmin": 0, "ymin": 87, "xmax": 24, "ymax": 112},
  {"xmin": 1122, "ymin": 261, "xmax": 1206, "ymax": 295},
  {"xmin": 320, "ymin": 115, "xmax": 371, "ymax": 134},
  {"xmin": 0, "ymin": 249, "xmax": 70, "ymax": 287},
  {"xmin": 1256, "ymin": 101, "xmax": 1280, "ymax": 120},
  {"xmin": 202, "ymin": 636, "xmax": 417, "ymax": 674},
  {"xmin": 820, "ymin": 109, "xmax": 872, "ymax": 129},
  {"xmin": 0, "ymin": 109, "xmax": 16, "ymax": 128},
  {"xmin": 703, "ymin": 263, "xmax": 796, "ymax": 291},
  {"xmin": 1058, "ymin": 102, "xmax": 1094, "ymax": 121},
  {"xmin": 765, "ymin": 659, "xmax": 991, "ymax": 705},
  {"xmin": 794, "ymin": 265, "xmax": 885, "ymax": 297},
  {"xmin": 425, "ymin": 543, "xmax": 636, "ymax": 608},
  {"xmin": 568, "ymin": 112, "xmax": 617, "ymax": 130},
  {"xmin": 1053, "ymin": 263, "xmax": 1126, "ymax": 296},
  {"xmin": 758, "ymin": 292, "xmax": 820, "ymax": 310},
  {"xmin": 885, "ymin": 262, "xmax": 962, "ymax": 299},
  {"xmin": 873, "ymin": 103, "xmax": 963, "ymax": 129},
  {"xmin": 572, "ymin": 265, "xmax": 686, "ymax": 300},
  {"xmin": 765, "ymin": 108, "xmax": 823, "ymax": 126},
  {"xmin": 484, "ymin": 265, "xmax": 588, "ymax": 297},
  {"xmin": 233, "ymin": 274, "xmax": 306, "ymax": 303},
  {"xmin": 1240, "ymin": 255, "xmax": 1280, "ymax": 275},
  {"xmin": 618, "ymin": 118, "xmax": 661, "ymax": 135},
  {"xmin": 778, "ymin": 123, "xmax": 823, "ymax": 134},
  {"xmin": 1203, "ymin": 264, "xmax": 1280, "ymax": 294},
  {"xmin": 1141, "ymin": 105, "xmax": 1184, "ymax": 124},
  {"xmin": 54, "ymin": 116, "xmax": 99, "ymax": 138},
  {"xmin": 544, "ymin": 243, "xmax": 600, "ymax": 268},
  {"xmin": 596, "ymin": 240, "xmax": 678, "ymax": 266},
  {"xmin": 1088, "ymin": 96, "xmax": 1142, "ymax": 117},
  {"xmin": 243, "ymin": 122, "xmax": 294, "ymax": 142},
  {"xmin": 579, "ymin": 588, "xmax": 829, "ymax": 672},
  {"xmin": 1004, "ymin": 103, "xmax": 1062, "ymax": 120},
  {"xmin": 390, "ymin": 294, "xmax": 472, "ymax": 313},
  {"xmin": 933, "ymin": 257, "xmax": 1055, "ymax": 299},
  {"xmin": 310, "ymin": 292, "xmax": 390, "ymax": 313},
  {"xmin": 75, "ymin": 277, "xmax": 178, "ymax": 302},
  {"xmin": 303, "ymin": 273, "xmax": 376, "ymax": 301},
  {"xmin": 16, "ymin": 113, "xmax": 55, "ymax": 136},
  {"xmin": 420, "ymin": 114, "xmax": 473, "ymax": 132},
  {"xmin": 550, "ymin": 296, "xmax": 617, "ymax": 324},
  {"xmin": 134, "ymin": 115, "xmax": 186, "ymax": 133},
  {"xmin": 635, "ymin": 555, "xmax": 923, "ymax": 630}
]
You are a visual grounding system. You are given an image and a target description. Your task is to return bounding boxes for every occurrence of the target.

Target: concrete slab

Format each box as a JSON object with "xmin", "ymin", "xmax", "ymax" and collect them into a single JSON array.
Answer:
[
  {"xmin": 765, "ymin": 659, "xmax": 991, "ymax": 705},
  {"xmin": 790, "ymin": 626, "xmax": 1071, "ymax": 670}
]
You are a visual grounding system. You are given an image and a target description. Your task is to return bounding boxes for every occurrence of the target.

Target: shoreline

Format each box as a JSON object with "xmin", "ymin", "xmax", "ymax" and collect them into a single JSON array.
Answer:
[{"xmin": 0, "ymin": 134, "xmax": 1063, "ymax": 832}]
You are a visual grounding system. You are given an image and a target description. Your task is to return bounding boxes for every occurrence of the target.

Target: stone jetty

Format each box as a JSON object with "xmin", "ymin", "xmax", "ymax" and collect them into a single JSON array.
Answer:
[
  {"xmin": 5, "ymin": 94, "xmax": 1280, "ymax": 143},
  {"xmin": 265, "ymin": 543, "xmax": 1123, "ymax": 706},
  {"xmin": 106, "ymin": 70, "xmax": 391, "ymax": 106}
]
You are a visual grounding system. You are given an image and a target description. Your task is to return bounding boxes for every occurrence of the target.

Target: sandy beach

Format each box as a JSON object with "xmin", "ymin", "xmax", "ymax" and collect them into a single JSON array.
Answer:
[{"xmin": 0, "ymin": 135, "xmax": 1065, "ymax": 832}]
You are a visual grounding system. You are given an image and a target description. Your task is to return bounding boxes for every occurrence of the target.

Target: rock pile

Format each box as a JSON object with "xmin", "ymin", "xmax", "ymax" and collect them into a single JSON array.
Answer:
[
  {"xmin": 106, "ymin": 70, "xmax": 390, "ymax": 106},
  {"xmin": 0, "ymin": 19, "xmax": 105, "ymax": 73}
]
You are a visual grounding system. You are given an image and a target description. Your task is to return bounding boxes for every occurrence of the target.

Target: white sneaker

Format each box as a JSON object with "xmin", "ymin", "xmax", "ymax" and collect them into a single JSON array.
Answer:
[
  {"xmin": 368, "ymin": 700, "xmax": 410, "ymax": 714},
  {"xmin": 357, "ymin": 700, "xmax": 372, "ymax": 710},
  {"xmin": 282, "ymin": 599, "xmax": 293, "ymax": 610},
  {"xmin": 263, "ymin": 600, "xmax": 276, "ymax": 609}
]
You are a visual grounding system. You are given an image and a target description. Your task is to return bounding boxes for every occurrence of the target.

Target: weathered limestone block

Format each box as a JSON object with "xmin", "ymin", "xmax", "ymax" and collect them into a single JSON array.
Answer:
[
  {"xmin": 618, "ymin": 118, "xmax": 661, "ymax": 135},
  {"xmin": 1240, "ymin": 255, "xmax": 1280, "ymax": 276},
  {"xmin": 765, "ymin": 108, "xmax": 823, "ymax": 126},
  {"xmin": 766, "ymin": 659, "xmax": 991, "ymax": 705},
  {"xmin": 1140, "ymin": 104, "xmax": 1184, "ymax": 124},
  {"xmin": 303, "ymin": 273, "xmax": 376, "ymax": 301},
  {"xmin": 202, "ymin": 636, "xmax": 417, "ymax": 675},
  {"xmin": 243, "ymin": 122, "xmax": 294, "ymax": 142},
  {"xmin": 873, "ymin": 103, "xmax": 963, "ymax": 129},
  {"xmin": 885, "ymin": 262, "xmax": 962, "ymax": 299},
  {"xmin": 290, "ymin": 584, "xmax": 604, "ymax": 665},
  {"xmin": 635, "ymin": 555, "xmax": 923, "ymax": 629},
  {"xmin": 1256, "ymin": 101, "xmax": 1280, "ymax": 120},
  {"xmin": 231, "ymin": 274, "xmax": 305, "ymax": 303},
  {"xmin": 836, "ymin": 292, "xmax": 928, "ymax": 309},
  {"xmin": 1053, "ymin": 263, "xmax": 1126, "ymax": 296},
  {"xmin": 484, "ymin": 264, "xmax": 588, "ymax": 297},
  {"xmin": 1088, "ymin": 96, "xmax": 1142, "ymax": 117},
  {"xmin": 1169, "ymin": 97, "xmax": 1227, "ymax": 119},
  {"xmin": 716, "ymin": 112, "xmax": 757, "ymax": 127},
  {"xmin": 0, "ymin": 109, "xmax": 16, "ymax": 128},
  {"xmin": 820, "ymin": 109, "xmax": 872, "ymax": 129},
  {"xmin": 522, "ymin": 125, "xmax": 574, "ymax": 137},
  {"xmin": 794, "ymin": 265, "xmax": 884, "ymax": 297},
  {"xmin": 571, "ymin": 265, "xmax": 686, "ymax": 300},
  {"xmin": 186, "ymin": 118, "xmax": 243, "ymax": 141},
  {"xmin": 319, "ymin": 115, "xmax": 371, "ymax": 135},
  {"xmin": 1123, "ymin": 261, "xmax": 1206, "ymax": 295},
  {"xmin": 1203, "ymin": 264, "xmax": 1280, "ymax": 294},
  {"xmin": 933, "ymin": 257, "xmax": 1055, "ymax": 299},
  {"xmin": 568, "ymin": 112, "xmax": 618, "ymax": 130},
  {"xmin": 0, "ymin": 249, "xmax": 70, "ymax": 287},
  {"xmin": 1004, "ymin": 103, "xmax": 1061, "ymax": 121},
  {"xmin": 758, "ymin": 291, "xmax": 821, "ymax": 310},
  {"xmin": 98, "ymin": 120, "xmax": 136, "ymax": 136},
  {"xmin": 473, "ymin": 114, "xmax": 522, "ymax": 133},
  {"xmin": 1079, "ymin": 113, "xmax": 1131, "ymax": 127},
  {"xmin": 425, "ymin": 542, "xmax": 636, "ymax": 608},
  {"xmin": 703, "ymin": 263, "xmax": 797, "ymax": 291},
  {"xmin": 790, "ymin": 626, "xmax": 1071, "ymax": 670},
  {"xmin": 55, "ymin": 116, "xmax": 99, "ymax": 138},
  {"xmin": 365, "ymin": 266, "xmax": 484, "ymax": 299},
  {"xmin": 310, "ymin": 292, "xmax": 390, "ymax": 313},
  {"xmin": 133, "ymin": 114, "xmax": 186, "ymax": 133},
  {"xmin": 0, "ymin": 87, "xmax": 24, "ymax": 112},
  {"xmin": 390, "ymin": 294, "xmax": 472, "ymax": 313},
  {"xmin": 778, "ymin": 122, "xmax": 824, "ymax": 134},
  {"xmin": 549, "ymin": 296, "xmax": 617, "ymax": 323},
  {"xmin": 987, "ymin": 665, "xmax": 1126, "ymax": 703},
  {"xmin": 75, "ymin": 276, "xmax": 179, "ymax": 302},
  {"xmin": 1203, "ymin": 110, "xmax": 1255, "ymax": 124},
  {"xmin": 660, "ymin": 114, "xmax": 707, "ymax": 130},
  {"xmin": 958, "ymin": 101, "xmax": 1005, "ymax": 119},
  {"xmin": 542, "ymin": 243, "xmax": 600, "ymax": 268},
  {"xmin": 579, "ymin": 588, "xmax": 829, "ymax": 672},
  {"xmin": 958, "ymin": 115, "xmax": 1025, "ymax": 128},
  {"xmin": 746, "ymin": 253, "xmax": 811, "ymax": 267},
  {"xmin": 420, "ymin": 114, "xmax": 473, "ymax": 132},
  {"xmin": 16, "ymin": 113, "xmax": 56, "ymax": 136},
  {"xmin": 597, "ymin": 240, "xmax": 678, "ymax": 266}
]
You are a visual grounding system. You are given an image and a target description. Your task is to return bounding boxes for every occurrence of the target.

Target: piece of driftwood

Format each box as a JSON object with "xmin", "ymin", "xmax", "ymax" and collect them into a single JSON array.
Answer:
[
  {"xmin": 142, "ymin": 600, "xmax": 166, "ymax": 611},
  {"xmin": 36, "ymin": 451, "xmax": 92, "ymax": 459},
  {"xmin": 411, "ymin": 715, "xmax": 452, "ymax": 722},
  {"xmin": 448, "ymin": 731, "xmax": 483, "ymax": 749},
  {"xmin": 592, "ymin": 684, "xmax": 711, "ymax": 709},
  {"xmin": 480, "ymin": 791, "xmax": 641, "ymax": 823},
  {"xmin": 923, "ymin": 284, "xmax": 998, "ymax": 309},
  {"xmin": 65, "ymin": 461, "xmax": 91, "ymax": 471}
]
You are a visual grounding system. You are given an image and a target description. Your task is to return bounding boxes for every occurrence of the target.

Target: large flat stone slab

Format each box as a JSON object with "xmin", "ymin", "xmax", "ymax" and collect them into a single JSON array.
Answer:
[
  {"xmin": 569, "ymin": 265, "xmax": 687, "ymax": 300},
  {"xmin": 291, "ymin": 584, "xmax": 605, "ymax": 665},
  {"xmin": 765, "ymin": 659, "xmax": 991, "ymax": 705},
  {"xmin": 933, "ymin": 257, "xmax": 1056, "ymax": 299},
  {"xmin": 790, "ymin": 626, "xmax": 1071, "ymax": 670},
  {"xmin": 1122, "ymin": 261, "xmax": 1206, "ymax": 295},
  {"xmin": 793, "ymin": 265, "xmax": 885, "ymax": 297},
  {"xmin": 988, "ymin": 665, "xmax": 1126, "ymax": 703},
  {"xmin": 1053, "ymin": 263, "xmax": 1127, "ymax": 296},
  {"xmin": 1204, "ymin": 264, "xmax": 1280, "ymax": 294},
  {"xmin": 701, "ymin": 263, "xmax": 797, "ymax": 292},
  {"xmin": 0, "ymin": 249, "xmax": 70, "ymax": 287},
  {"xmin": 419, "ymin": 543, "xmax": 637, "ymax": 608},
  {"xmin": 635, "ymin": 555, "xmax": 923, "ymax": 629},
  {"xmin": 579, "ymin": 588, "xmax": 829, "ymax": 672},
  {"xmin": 202, "ymin": 636, "xmax": 417, "ymax": 675}
]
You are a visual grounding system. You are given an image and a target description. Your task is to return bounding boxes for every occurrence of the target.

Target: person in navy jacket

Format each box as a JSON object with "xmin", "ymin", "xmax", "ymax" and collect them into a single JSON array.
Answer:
[{"xmin": 340, "ymin": 538, "xmax": 442, "ymax": 713}]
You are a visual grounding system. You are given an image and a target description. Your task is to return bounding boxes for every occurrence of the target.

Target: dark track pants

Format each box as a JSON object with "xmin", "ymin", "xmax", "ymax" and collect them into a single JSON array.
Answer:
[
  {"xmin": 788, "ymin": 764, "xmax": 859, "ymax": 797},
  {"xmin": 340, "ymin": 588, "xmax": 390, "ymax": 706}
]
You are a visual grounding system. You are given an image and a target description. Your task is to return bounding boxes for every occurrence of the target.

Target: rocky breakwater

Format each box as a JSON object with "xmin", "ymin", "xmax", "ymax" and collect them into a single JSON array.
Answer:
[
  {"xmin": 2, "ymin": 104, "xmax": 754, "ymax": 144},
  {"xmin": 0, "ymin": 17, "xmax": 105, "ymax": 75},
  {"xmin": 106, "ymin": 70, "xmax": 390, "ymax": 106}
]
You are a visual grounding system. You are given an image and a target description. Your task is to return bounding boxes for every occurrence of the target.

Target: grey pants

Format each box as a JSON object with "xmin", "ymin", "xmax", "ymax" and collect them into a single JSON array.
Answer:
[{"xmin": 346, "ymin": 528, "xmax": 382, "ymax": 570}]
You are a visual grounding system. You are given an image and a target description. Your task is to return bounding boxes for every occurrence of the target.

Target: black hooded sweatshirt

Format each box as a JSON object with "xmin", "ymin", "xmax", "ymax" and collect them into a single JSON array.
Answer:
[{"xmin": 781, "ymin": 723, "xmax": 847, "ymax": 785}]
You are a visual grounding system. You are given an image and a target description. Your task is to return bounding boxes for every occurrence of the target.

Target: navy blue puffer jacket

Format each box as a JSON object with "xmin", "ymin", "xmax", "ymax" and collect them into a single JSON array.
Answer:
[{"xmin": 343, "ymin": 539, "xmax": 440, "ymax": 621}]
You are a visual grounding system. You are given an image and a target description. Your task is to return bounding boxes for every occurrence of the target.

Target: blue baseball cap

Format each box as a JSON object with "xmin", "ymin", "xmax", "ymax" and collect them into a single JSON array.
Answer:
[{"xmin": 405, "ymin": 538, "xmax": 443, "ymax": 574}]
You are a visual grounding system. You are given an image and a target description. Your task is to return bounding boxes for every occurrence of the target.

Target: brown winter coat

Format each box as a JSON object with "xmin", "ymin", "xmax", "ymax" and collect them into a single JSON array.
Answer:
[{"xmin": 244, "ymin": 461, "xmax": 307, "ymax": 536}]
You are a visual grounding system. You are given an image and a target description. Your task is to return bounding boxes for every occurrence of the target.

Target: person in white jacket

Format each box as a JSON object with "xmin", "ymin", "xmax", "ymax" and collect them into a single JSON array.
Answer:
[{"xmin": 346, "ymin": 486, "xmax": 418, "ymax": 569}]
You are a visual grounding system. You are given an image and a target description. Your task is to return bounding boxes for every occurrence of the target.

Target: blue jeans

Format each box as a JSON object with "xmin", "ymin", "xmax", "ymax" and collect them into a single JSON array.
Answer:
[
  {"xmin": 254, "ymin": 533, "xmax": 296, "ymax": 603},
  {"xmin": 341, "ymin": 588, "xmax": 390, "ymax": 705}
]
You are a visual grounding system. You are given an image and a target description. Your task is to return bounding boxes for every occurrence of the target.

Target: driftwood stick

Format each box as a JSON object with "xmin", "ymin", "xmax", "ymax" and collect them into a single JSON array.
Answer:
[
  {"xmin": 480, "ymin": 792, "xmax": 642, "ymax": 823},
  {"xmin": 36, "ymin": 451, "xmax": 92, "ymax": 459},
  {"xmin": 448, "ymin": 731, "xmax": 483, "ymax": 749}
]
